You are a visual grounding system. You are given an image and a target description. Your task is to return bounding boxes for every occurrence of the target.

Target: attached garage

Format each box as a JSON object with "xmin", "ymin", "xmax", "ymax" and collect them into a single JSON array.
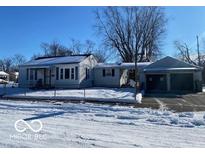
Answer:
[
  {"xmin": 146, "ymin": 74, "xmax": 167, "ymax": 92},
  {"xmin": 170, "ymin": 73, "xmax": 193, "ymax": 91},
  {"xmin": 144, "ymin": 56, "xmax": 203, "ymax": 93}
]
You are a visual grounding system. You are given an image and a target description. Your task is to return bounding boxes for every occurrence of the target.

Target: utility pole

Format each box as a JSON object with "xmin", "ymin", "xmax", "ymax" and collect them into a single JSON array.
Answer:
[
  {"xmin": 134, "ymin": 50, "xmax": 138, "ymax": 101},
  {"xmin": 197, "ymin": 35, "xmax": 201, "ymax": 66}
]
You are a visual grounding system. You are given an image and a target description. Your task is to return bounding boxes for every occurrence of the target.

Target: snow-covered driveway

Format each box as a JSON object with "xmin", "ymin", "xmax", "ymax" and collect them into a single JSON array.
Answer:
[{"xmin": 0, "ymin": 100, "xmax": 205, "ymax": 148}]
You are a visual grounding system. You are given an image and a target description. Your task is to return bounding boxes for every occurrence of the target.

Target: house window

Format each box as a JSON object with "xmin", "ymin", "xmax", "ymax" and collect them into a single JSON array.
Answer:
[
  {"xmin": 103, "ymin": 69, "xmax": 105, "ymax": 77},
  {"xmin": 56, "ymin": 67, "xmax": 59, "ymax": 80},
  {"xmin": 86, "ymin": 68, "xmax": 89, "ymax": 79},
  {"xmin": 112, "ymin": 69, "xmax": 115, "ymax": 77},
  {"xmin": 71, "ymin": 68, "xmax": 74, "ymax": 79},
  {"xmin": 102, "ymin": 69, "xmax": 113, "ymax": 77},
  {"xmin": 60, "ymin": 69, "xmax": 64, "ymax": 80},
  {"xmin": 65, "ymin": 68, "xmax": 70, "ymax": 79},
  {"xmin": 26, "ymin": 69, "xmax": 29, "ymax": 80},
  {"xmin": 75, "ymin": 67, "xmax": 78, "ymax": 80}
]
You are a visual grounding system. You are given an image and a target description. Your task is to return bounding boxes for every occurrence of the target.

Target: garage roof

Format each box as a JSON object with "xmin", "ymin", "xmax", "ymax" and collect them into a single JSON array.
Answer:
[{"xmin": 144, "ymin": 56, "xmax": 202, "ymax": 72}]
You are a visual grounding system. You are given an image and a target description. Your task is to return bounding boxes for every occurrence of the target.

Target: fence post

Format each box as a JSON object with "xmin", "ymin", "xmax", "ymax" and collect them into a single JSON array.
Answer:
[
  {"xmin": 84, "ymin": 89, "xmax": 86, "ymax": 102},
  {"xmin": 3, "ymin": 83, "xmax": 6, "ymax": 95},
  {"xmin": 24, "ymin": 88, "xmax": 26, "ymax": 96},
  {"xmin": 54, "ymin": 88, "xmax": 56, "ymax": 97}
]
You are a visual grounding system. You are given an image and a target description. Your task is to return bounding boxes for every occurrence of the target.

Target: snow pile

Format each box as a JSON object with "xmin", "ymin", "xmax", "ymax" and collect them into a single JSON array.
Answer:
[
  {"xmin": 135, "ymin": 93, "xmax": 142, "ymax": 103},
  {"xmin": 0, "ymin": 79, "xmax": 8, "ymax": 84},
  {"xmin": 129, "ymin": 79, "xmax": 136, "ymax": 88},
  {"xmin": 0, "ymin": 100, "xmax": 205, "ymax": 148},
  {"xmin": 178, "ymin": 112, "xmax": 194, "ymax": 118},
  {"xmin": 144, "ymin": 110, "xmax": 205, "ymax": 128}
]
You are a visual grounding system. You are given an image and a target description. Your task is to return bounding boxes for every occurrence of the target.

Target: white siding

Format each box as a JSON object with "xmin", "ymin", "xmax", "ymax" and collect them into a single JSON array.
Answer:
[
  {"xmin": 79, "ymin": 55, "xmax": 97, "ymax": 88},
  {"xmin": 54, "ymin": 63, "xmax": 80, "ymax": 88},
  {"xmin": 94, "ymin": 68, "xmax": 120, "ymax": 88},
  {"xmin": 18, "ymin": 67, "xmax": 28, "ymax": 87},
  {"xmin": 19, "ymin": 55, "xmax": 98, "ymax": 89}
]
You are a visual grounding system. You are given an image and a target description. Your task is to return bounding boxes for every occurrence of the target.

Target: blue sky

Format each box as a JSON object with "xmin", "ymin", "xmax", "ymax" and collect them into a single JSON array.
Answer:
[{"xmin": 0, "ymin": 6, "xmax": 205, "ymax": 61}]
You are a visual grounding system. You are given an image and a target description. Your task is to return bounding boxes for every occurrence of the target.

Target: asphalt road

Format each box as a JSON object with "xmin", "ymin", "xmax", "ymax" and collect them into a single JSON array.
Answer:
[{"xmin": 136, "ymin": 93, "xmax": 205, "ymax": 112}]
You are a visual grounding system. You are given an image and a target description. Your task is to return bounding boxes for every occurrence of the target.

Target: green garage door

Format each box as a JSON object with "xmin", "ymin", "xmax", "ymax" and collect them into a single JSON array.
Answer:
[{"xmin": 170, "ymin": 73, "xmax": 193, "ymax": 91}]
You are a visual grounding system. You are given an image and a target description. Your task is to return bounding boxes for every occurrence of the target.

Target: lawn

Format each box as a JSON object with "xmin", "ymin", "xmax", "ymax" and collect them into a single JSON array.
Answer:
[{"xmin": 0, "ymin": 85, "xmax": 140, "ymax": 103}]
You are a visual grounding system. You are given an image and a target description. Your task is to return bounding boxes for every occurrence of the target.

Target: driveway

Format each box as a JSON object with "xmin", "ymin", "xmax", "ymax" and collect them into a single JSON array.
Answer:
[{"xmin": 138, "ymin": 93, "xmax": 205, "ymax": 112}]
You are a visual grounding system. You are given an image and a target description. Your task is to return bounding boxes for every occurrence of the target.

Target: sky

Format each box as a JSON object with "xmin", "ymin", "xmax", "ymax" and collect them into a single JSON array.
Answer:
[{"xmin": 1, "ymin": 6, "xmax": 205, "ymax": 61}]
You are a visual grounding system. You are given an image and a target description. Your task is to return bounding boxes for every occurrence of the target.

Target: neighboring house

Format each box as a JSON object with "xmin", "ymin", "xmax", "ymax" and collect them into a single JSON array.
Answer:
[
  {"xmin": 19, "ymin": 55, "xmax": 203, "ymax": 93},
  {"xmin": 19, "ymin": 54, "xmax": 97, "ymax": 88},
  {"xmin": 144, "ymin": 56, "xmax": 202, "ymax": 93},
  {"xmin": 0, "ymin": 71, "xmax": 9, "ymax": 82}
]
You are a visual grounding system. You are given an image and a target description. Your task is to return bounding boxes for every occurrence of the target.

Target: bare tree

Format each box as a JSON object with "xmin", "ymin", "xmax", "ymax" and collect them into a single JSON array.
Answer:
[
  {"xmin": 174, "ymin": 40, "xmax": 205, "ymax": 66},
  {"xmin": 31, "ymin": 53, "xmax": 42, "ymax": 60},
  {"xmin": 0, "ymin": 54, "xmax": 26, "ymax": 72},
  {"xmin": 68, "ymin": 39, "xmax": 83, "ymax": 54},
  {"xmin": 0, "ymin": 60, "xmax": 5, "ymax": 71},
  {"xmin": 174, "ymin": 39, "xmax": 205, "ymax": 84},
  {"xmin": 12, "ymin": 54, "xmax": 27, "ymax": 71},
  {"xmin": 95, "ymin": 6, "xmax": 166, "ymax": 62},
  {"xmin": 0, "ymin": 58, "xmax": 12, "ymax": 72},
  {"xmin": 32, "ymin": 39, "xmax": 109, "ymax": 63},
  {"xmin": 68, "ymin": 39, "xmax": 110, "ymax": 62},
  {"xmin": 41, "ymin": 41, "xmax": 73, "ymax": 57}
]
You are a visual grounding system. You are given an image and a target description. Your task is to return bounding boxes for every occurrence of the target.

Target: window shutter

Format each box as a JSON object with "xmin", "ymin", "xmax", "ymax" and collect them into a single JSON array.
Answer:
[
  {"xmin": 103, "ymin": 69, "xmax": 105, "ymax": 77},
  {"xmin": 26, "ymin": 69, "xmax": 29, "ymax": 80},
  {"xmin": 56, "ymin": 67, "xmax": 59, "ymax": 80},
  {"xmin": 35, "ymin": 69, "xmax": 37, "ymax": 80},
  {"xmin": 75, "ymin": 67, "xmax": 78, "ymax": 80},
  {"xmin": 60, "ymin": 69, "xmax": 64, "ymax": 79}
]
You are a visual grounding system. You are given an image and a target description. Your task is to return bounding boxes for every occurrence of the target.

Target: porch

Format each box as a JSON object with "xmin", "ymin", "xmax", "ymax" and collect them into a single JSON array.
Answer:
[{"xmin": 27, "ymin": 66, "xmax": 55, "ymax": 89}]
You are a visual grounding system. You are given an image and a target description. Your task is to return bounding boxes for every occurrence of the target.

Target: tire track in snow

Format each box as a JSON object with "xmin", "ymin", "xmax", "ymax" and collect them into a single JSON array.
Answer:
[{"xmin": 154, "ymin": 98, "xmax": 168, "ymax": 110}]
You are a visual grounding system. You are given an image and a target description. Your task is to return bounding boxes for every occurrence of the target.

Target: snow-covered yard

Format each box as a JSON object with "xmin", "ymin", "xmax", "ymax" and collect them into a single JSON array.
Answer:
[
  {"xmin": 0, "ymin": 100, "xmax": 205, "ymax": 148},
  {"xmin": 0, "ymin": 86, "xmax": 140, "ymax": 103}
]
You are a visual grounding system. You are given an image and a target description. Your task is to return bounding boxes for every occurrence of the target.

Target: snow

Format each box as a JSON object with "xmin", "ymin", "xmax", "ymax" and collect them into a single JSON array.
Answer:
[
  {"xmin": 95, "ymin": 62, "xmax": 151, "ymax": 69},
  {"xmin": 144, "ymin": 67, "xmax": 199, "ymax": 71},
  {"xmin": 0, "ymin": 71, "xmax": 9, "ymax": 76},
  {"xmin": 0, "ymin": 100, "xmax": 205, "ymax": 148},
  {"xmin": 128, "ymin": 79, "xmax": 136, "ymax": 87},
  {"xmin": 21, "ymin": 55, "xmax": 86, "ymax": 67},
  {"xmin": 203, "ymin": 86, "xmax": 205, "ymax": 92},
  {"xmin": 0, "ymin": 79, "xmax": 8, "ymax": 84},
  {"xmin": 135, "ymin": 93, "xmax": 142, "ymax": 103},
  {"xmin": 0, "ymin": 86, "xmax": 140, "ymax": 103}
]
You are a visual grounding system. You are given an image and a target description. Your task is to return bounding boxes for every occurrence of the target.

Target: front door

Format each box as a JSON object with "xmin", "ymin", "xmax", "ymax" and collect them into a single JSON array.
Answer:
[{"xmin": 44, "ymin": 69, "xmax": 51, "ymax": 87}]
